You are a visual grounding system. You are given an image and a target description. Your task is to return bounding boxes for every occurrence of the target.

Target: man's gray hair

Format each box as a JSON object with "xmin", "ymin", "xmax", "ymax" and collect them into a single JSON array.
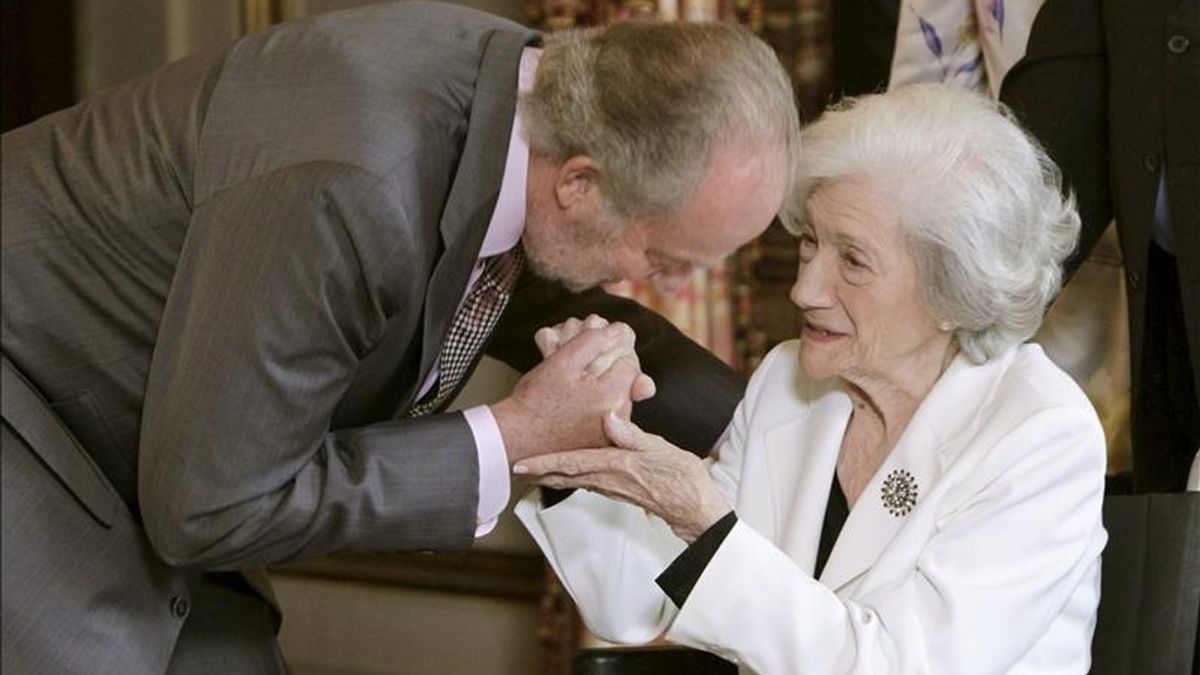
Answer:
[
  {"xmin": 785, "ymin": 84, "xmax": 1080, "ymax": 364},
  {"xmin": 522, "ymin": 21, "xmax": 800, "ymax": 219}
]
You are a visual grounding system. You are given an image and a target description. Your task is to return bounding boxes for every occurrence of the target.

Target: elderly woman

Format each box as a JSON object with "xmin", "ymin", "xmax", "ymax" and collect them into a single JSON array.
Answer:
[{"xmin": 514, "ymin": 84, "xmax": 1107, "ymax": 674}]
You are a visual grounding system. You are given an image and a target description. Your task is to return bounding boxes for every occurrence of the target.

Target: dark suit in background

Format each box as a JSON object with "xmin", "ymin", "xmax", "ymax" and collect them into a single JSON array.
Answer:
[
  {"xmin": 1002, "ymin": 0, "xmax": 1200, "ymax": 492},
  {"xmin": 830, "ymin": 0, "xmax": 899, "ymax": 97},
  {"xmin": 0, "ymin": 4, "xmax": 743, "ymax": 672}
]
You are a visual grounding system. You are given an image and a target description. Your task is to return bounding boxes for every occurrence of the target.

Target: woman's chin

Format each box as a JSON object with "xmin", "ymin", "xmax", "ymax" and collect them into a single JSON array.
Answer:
[{"xmin": 797, "ymin": 345, "xmax": 842, "ymax": 382}]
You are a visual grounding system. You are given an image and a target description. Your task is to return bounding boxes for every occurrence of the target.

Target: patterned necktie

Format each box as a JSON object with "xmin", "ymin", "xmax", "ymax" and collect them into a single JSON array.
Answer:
[{"xmin": 407, "ymin": 246, "xmax": 525, "ymax": 417}]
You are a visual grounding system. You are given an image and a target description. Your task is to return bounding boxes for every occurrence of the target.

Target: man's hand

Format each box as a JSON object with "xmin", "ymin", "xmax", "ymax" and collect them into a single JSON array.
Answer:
[
  {"xmin": 513, "ymin": 413, "xmax": 730, "ymax": 543},
  {"xmin": 534, "ymin": 314, "xmax": 656, "ymax": 401},
  {"xmin": 493, "ymin": 323, "xmax": 644, "ymax": 466}
]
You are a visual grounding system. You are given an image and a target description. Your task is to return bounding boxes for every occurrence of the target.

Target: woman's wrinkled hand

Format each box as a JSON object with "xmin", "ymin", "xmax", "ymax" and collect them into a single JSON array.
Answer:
[{"xmin": 514, "ymin": 413, "xmax": 730, "ymax": 543}]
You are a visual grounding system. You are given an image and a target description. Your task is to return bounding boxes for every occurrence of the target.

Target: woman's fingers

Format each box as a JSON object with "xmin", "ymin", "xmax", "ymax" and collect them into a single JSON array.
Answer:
[
  {"xmin": 603, "ymin": 412, "xmax": 662, "ymax": 452},
  {"xmin": 513, "ymin": 447, "xmax": 626, "ymax": 477}
]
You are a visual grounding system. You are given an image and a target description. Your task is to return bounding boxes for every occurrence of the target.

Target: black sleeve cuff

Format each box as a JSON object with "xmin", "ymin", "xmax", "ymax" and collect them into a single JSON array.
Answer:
[
  {"xmin": 540, "ymin": 487, "xmax": 575, "ymax": 508},
  {"xmin": 655, "ymin": 510, "xmax": 737, "ymax": 608}
]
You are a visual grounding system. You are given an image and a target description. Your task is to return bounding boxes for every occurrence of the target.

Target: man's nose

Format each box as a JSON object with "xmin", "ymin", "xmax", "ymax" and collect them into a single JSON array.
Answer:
[{"xmin": 650, "ymin": 267, "xmax": 693, "ymax": 295}]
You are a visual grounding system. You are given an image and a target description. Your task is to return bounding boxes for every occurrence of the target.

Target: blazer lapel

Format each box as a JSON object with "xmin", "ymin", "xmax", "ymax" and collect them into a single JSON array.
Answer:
[
  {"xmin": 763, "ymin": 387, "xmax": 852, "ymax": 573},
  {"xmin": 411, "ymin": 29, "xmax": 537, "ymax": 410},
  {"xmin": 819, "ymin": 352, "xmax": 991, "ymax": 591},
  {"xmin": 818, "ymin": 411, "xmax": 942, "ymax": 591}
]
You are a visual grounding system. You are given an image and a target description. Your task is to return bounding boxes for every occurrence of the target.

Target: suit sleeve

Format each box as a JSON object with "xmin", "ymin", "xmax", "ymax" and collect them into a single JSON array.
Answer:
[
  {"xmin": 486, "ymin": 273, "xmax": 746, "ymax": 457},
  {"xmin": 139, "ymin": 162, "xmax": 481, "ymax": 570}
]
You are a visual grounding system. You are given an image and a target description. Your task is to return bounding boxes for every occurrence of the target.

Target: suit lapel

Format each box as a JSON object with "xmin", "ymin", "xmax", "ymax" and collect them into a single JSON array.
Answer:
[
  {"xmin": 818, "ymin": 411, "xmax": 942, "ymax": 591},
  {"xmin": 411, "ymin": 30, "xmax": 536, "ymax": 412},
  {"xmin": 819, "ymin": 352, "xmax": 994, "ymax": 591},
  {"xmin": 762, "ymin": 386, "xmax": 852, "ymax": 573}
]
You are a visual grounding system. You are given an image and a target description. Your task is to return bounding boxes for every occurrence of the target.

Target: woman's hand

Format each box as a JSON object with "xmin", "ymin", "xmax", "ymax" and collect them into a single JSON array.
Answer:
[
  {"xmin": 535, "ymin": 315, "xmax": 656, "ymax": 402},
  {"xmin": 514, "ymin": 413, "xmax": 730, "ymax": 543}
]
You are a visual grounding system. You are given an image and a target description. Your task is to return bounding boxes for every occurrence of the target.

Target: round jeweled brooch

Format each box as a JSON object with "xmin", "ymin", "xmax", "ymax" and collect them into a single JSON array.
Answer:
[{"xmin": 881, "ymin": 469, "xmax": 918, "ymax": 517}]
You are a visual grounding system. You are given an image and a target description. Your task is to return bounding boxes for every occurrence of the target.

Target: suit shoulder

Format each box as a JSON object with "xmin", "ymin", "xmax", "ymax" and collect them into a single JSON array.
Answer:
[
  {"xmin": 369, "ymin": 1, "xmax": 531, "ymax": 32},
  {"xmin": 197, "ymin": 4, "xmax": 535, "ymax": 196},
  {"xmin": 991, "ymin": 344, "xmax": 1096, "ymax": 416},
  {"xmin": 949, "ymin": 344, "xmax": 1106, "ymax": 477}
]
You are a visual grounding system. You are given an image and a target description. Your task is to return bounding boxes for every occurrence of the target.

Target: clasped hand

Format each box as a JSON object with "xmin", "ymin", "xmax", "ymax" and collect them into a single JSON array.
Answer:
[
  {"xmin": 492, "ymin": 315, "xmax": 653, "ymax": 466},
  {"xmin": 506, "ymin": 316, "xmax": 731, "ymax": 543}
]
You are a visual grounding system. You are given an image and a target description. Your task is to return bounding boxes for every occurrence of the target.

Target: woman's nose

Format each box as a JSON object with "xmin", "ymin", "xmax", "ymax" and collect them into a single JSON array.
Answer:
[{"xmin": 790, "ymin": 260, "xmax": 833, "ymax": 310}]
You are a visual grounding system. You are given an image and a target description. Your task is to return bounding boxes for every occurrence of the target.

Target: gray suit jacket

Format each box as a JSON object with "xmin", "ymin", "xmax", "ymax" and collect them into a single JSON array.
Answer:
[{"xmin": 1, "ymin": 2, "xmax": 744, "ymax": 672}]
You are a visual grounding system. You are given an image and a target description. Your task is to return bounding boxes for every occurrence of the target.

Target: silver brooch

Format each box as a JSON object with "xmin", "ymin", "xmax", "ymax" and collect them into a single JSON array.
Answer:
[{"xmin": 881, "ymin": 469, "xmax": 918, "ymax": 517}]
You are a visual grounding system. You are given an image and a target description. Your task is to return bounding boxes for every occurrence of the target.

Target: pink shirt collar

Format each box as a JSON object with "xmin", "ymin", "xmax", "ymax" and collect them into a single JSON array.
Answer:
[{"xmin": 477, "ymin": 47, "xmax": 541, "ymax": 258}]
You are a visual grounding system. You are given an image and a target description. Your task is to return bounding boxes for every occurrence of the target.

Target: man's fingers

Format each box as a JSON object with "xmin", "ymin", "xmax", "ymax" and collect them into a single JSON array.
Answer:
[
  {"xmin": 612, "ymin": 320, "xmax": 636, "ymax": 351},
  {"xmin": 585, "ymin": 345, "xmax": 636, "ymax": 377},
  {"xmin": 561, "ymin": 317, "xmax": 590, "ymax": 341},
  {"xmin": 534, "ymin": 327, "xmax": 560, "ymax": 357},
  {"xmin": 599, "ymin": 353, "xmax": 642, "ymax": 384},
  {"xmin": 583, "ymin": 319, "xmax": 639, "ymax": 375},
  {"xmin": 552, "ymin": 323, "xmax": 633, "ymax": 372},
  {"xmin": 547, "ymin": 317, "xmax": 582, "ymax": 348},
  {"xmin": 631, "ymin": 373, "xmax": 657, "ymax": 401},
  {"xmin": 539, "ymin": 315, "xmax": 612, "ymax": 358}
]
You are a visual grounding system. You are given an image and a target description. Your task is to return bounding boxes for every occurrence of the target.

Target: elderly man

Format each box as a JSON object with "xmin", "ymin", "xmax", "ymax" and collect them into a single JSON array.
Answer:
[{"xmin": 0, "ymin": 2, "xmax": 798, "ymax": 672}]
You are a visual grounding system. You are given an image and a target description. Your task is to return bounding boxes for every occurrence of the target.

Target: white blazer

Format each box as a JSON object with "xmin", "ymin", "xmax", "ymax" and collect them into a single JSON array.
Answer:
[{"xmin": 518, "ymin": 341, "xmax": 1108, "ymax": 674}]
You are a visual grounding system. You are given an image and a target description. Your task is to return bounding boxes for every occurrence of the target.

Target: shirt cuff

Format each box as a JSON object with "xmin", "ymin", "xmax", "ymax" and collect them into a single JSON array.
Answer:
[
  {"xmin": 655, "ymin": 510, "xmax": 738, "ymax": 608},
  {"xmin": 463, "ymin": 405, "xmax": 511, "ymax": 537}
]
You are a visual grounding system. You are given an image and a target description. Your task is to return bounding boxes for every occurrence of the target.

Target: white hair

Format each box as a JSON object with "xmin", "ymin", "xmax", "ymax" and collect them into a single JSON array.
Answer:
[
  {"xmin": 522, "ymin": 21, "xmax": 800, "ymax": 220},
  {"xmin": 785, "ymin": 84, "xmax": 1081, "ymax": 364}
]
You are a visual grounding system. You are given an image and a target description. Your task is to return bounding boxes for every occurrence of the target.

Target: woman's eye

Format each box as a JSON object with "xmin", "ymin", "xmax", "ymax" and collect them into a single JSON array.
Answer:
[{"xmin": 840, "ymin": 251, "xmax": 873, "ymax": 284}]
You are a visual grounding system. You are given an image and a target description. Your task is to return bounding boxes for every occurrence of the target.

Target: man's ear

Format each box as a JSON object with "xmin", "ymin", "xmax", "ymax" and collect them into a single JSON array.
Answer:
[{"xmin": 554, "ymin": 155, "xmax": 601, "ymax": 210}]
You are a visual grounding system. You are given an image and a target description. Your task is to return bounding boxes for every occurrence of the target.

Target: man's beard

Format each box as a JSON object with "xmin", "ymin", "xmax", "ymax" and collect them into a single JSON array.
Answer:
[
  {"xmin": 522, "ymin": 211, "xmax": 627, "ymax": 293},
  {"xmin": 523, "ymin": 249, "xmax": 601, "ymax": 293}
]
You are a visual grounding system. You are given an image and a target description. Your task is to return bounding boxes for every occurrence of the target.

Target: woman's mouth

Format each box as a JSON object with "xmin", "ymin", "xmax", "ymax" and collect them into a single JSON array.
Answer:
[{"xmin": 802, "ymin": 323, "xmax": 846, "ymax": 343}]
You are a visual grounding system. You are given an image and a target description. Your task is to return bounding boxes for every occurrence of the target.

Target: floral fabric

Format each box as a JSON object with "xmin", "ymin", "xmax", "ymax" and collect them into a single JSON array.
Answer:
[{"xmin": 889, "ymin": 0, "xmax": 1043, "ymax": 98}]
